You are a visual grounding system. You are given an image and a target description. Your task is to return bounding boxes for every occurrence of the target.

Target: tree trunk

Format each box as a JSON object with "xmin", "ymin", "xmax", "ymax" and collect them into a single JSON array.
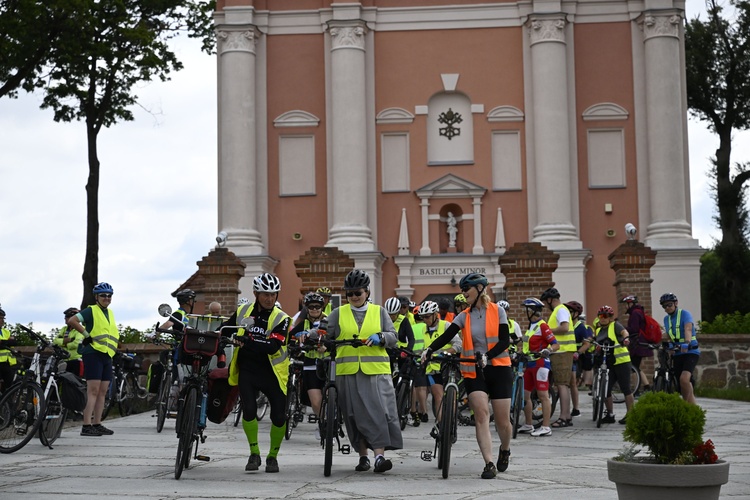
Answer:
[{"xmin": 81, "ymin": 121, "xmax": 100, "ymax": 309}]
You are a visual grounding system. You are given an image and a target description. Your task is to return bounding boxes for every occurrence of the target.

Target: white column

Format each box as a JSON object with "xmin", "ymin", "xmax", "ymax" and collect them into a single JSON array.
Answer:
[
  {"xmin": 639, "ymin": 11, "xmax": 694, "ymax": 244},
  {"xmin": 527, "ymin": 15, "xmax": 579, "ymax": 245},
  {"xmin": 420, "ymin": 197, "xmax": 431, "ymax": 256},
  {"xmin": 216, "ymin": 27, "xmax": 264, "ymax": 256},
  {"xmin": 472, "ymin": 196, "xmax": 484, "ymax": 254},
  {"xmin": 325, "ymin": 20, "xmax": 375, "ymax": 252}
]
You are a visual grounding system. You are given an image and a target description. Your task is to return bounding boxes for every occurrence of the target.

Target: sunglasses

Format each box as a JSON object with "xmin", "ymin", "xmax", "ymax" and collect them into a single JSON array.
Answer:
[
  {"xmin": 460, "ymin": 286, "xmax": 472, "ymax": 293},
  {"xmin": 99, "ymin": 294, "xmax": 113, "ymax": 299},
  {"xmin": 597, "ymin": 314, "xmax": 611, "ymax": 319},
  {"xmin": 307, "ymin": 305, "xmax": 322, "ymax": 310},
  {"xmin": 346, "ymin": 290, "xmax": 364, "ymax": 298},
  {"xmin": 662, "ymin": 303, "xmax": 675, "ymax": 309}
]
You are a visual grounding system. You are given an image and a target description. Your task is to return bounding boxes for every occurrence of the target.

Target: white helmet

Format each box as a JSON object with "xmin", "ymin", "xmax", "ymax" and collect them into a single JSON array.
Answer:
[
  {"xmin": 497, "ymin": 300, "xmax": 510, "ymax": 311},
  {"xmin": 237, "ymin": 297, "xmax": 250, "ymax": 306},
  {"xmin": 253, "ymin": 273, "xmax": 281, "ymax": 293},
  {"xmin": 384, "ymin": 297, "xmax": 402, "ymax": 315},
  {"xmin": 418, "ymin": 301, "xmax": 439, "ymax": 316}
]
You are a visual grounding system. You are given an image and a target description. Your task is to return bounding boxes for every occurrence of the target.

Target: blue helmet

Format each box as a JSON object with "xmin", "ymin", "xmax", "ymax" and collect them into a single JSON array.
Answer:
[
  {"xmin": 459, "ymin": 272, "xmax": 488, "ymax": 290},
  {"xmin": 92, "ymin": 282, "xmax": 113, "ymax": 295}
]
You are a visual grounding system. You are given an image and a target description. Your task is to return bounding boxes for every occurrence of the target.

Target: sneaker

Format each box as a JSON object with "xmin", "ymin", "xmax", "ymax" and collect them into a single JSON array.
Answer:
[
  {"xmin": 265, "ymin": 456, "xmax": 279, "ymax": 473},
  {"xmin": 531, "ymin": 426, "xmax": 552, "ymax": 437},
  {"xmin": 497, "ymin": 449, "xmax": 511, "ymax": 472},
  {"xmin": 80, "ymin": 425, "xmax": 102, "ymax": 437},
  {"xmin": 93, "ymin": 424, "xmax": 114, "ymax": 435},
  {"xmin": 373, "ymin": 456, "xmax": 393, "ymax": 473},
  {"xmin": 410, "ymin": 411, "xmax": 421, "ymax": 427},
  {"xmin": 618, "ymin": 416, "xmax": 627, "ymax": 425},
  {"xmin": 245, "ymin": 454, "xmax": 261, "ymax": 471},
  {"xmin": 601, "ymin": 413, "xmax": 616, "ymax": 424},
  {"xmin": 355, "ymin": 456, "xmax": 371, "ymax": 471},
  {"xmin": 314, "ymin": 427, "xmax": 321, "ymax": 441},
  {"xmin": 420, "ymin": 413, "xmax": 429, "ymax": 423},
  {"xmin": 517, "ymin": 424, "xmax": 534, "ymax": 433},
  {"xmin": 571, "ymin": 408, "xmax": 581, "ymax": 417},
  {"xmin": 481, "ymin": 461, "xmax": 497, "ymax": 479}
]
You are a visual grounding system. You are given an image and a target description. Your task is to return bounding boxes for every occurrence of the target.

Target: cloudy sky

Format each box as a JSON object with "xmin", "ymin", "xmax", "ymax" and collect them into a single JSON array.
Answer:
[{"xmin": 1, "ymin": 0, "xmax": 748, "ymax": 335}]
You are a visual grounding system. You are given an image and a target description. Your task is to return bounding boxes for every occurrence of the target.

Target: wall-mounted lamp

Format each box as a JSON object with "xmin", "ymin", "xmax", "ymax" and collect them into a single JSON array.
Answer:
[
  {"xmin": 292, "ymin": 232, "xmax": 302, "ymax": 241},
  {"xmin": 450, "ymin": 274, "xmax": 457, "ymax": 287}
]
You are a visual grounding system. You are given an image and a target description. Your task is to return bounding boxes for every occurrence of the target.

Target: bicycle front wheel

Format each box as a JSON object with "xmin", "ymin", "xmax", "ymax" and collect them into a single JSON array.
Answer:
[
  {"xmin": 0, "ymin": 383, "xmax": 45, "ymax": 454},
  {"xmin": 596, "ymin": 374, "xmax": 607, "ymax": 428},
  {"xmin": 118, "ymin": 374, "xmax": 137, "ymax": 417},
  {"xmin": 175, "ymin": 386, "xmax": 197, "ymax": 480},
  {"xmin": 256, "ymin": 392, "xmax": 268, "ymax": 421},
  {"xmin": 101, "ymin": 381, "xmax": 115, "ymax": 421},
  {"xmin": 440, "ymin": 385, "xmax": 457, "ymax": 479},
  {"xmin": 323, "ymin": 386, "xmax": 337, "ymax": 477},
  {"xmin": 511, "ymin": 379, "xmax": 523, "ymax": 439},
  {"xmin": 233, "ymin": 396, "xmax": 242, "ymax": 427},
  {"xmin": 156, "ymin": 376, "xmax": 171, "ymax": 433},
  {"xmin": 396, "ymin": 382, "xmax": 409, "ymax": 431},
  {"xmin": 39, "ymin": 388, "xmax": 67, "ymax": 447},
  {"xmin": 285, "ymin": 383, "xmax": 297, "ymax": 440}
]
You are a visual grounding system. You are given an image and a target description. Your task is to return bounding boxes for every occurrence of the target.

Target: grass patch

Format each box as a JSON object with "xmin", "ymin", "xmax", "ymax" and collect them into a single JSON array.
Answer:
[{"xmin": 695, "ymin": 386, "xmax": 750, "ymax": 402}]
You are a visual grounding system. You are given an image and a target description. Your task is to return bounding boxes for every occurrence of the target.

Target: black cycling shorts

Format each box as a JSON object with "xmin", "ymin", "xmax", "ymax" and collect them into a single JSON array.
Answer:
[{"xmin": 463, "ymin": 365, "xmax": 513, "ymax": 400}]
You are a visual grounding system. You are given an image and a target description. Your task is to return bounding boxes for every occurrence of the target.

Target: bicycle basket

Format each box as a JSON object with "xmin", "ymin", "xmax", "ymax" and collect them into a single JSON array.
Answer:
[{"xmin": 181, "ymin": 330, "xmax": 220, "ymax": 358}]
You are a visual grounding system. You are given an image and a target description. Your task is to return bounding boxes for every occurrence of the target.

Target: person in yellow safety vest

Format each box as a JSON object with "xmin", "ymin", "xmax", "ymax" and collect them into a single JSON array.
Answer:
[
  {"xmin": 419, "ymin": 300, "xmax": 461, "ymax": 427},
  {"xmin": 421, "ymin": 272, "xmax": 513, "ymax": 480},
  {"xmin": 0, "ymin": 306, "xmax": 18, "ymax": 397},
  {"xmin": 397, "ymin": 296, "xmax": 416, "ymax": 325},
  {"xmin": 221, "ymin": 273, "xmax": 291, "ymax": 473},
  {"xmin": 67, "ymin": 282, "xmax": 120, "ymax": 437},
  {"xmin": 659, "ymin": 292, "xmax": 699, "ymax": 404},
  {"xmin": 582, "ymin": 305, "xmax": 634, "ymax": 424},
  {"xmin": 454, "ymin": 293, "xmax": 469, "ymax": 314},
  {"xmin": 289, "ymin": 292, "xmax": 329, "ymax": 437},
  {"xmin": 408, "ymin": 307, "xmax": 428, "ymax": 424},
  {"xmin": 54, "ymin": 308, "xmax": 84, "ymax": 377},
  {"xmin": 324, "ymin": 269, "xmax": 401, "ymax": 474},
  {"xmin": 540, "ymin": 287, "xmax": 576, "ymax": 428},
  {"xmin": 316, "ymin": 287, "xmax": 333, "ymax": 315},
  {"xmin": 564, "ymin": 300, "xmax": 585, "ymax": 419},
  {"xmin": 383, "ymin": 297, "xmax": 415, "ymax": 369}
]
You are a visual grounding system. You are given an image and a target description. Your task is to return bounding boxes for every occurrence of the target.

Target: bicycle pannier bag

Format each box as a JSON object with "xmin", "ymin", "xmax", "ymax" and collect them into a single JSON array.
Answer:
[
  {"xmin": 147, "ymin": 361, "xmax": 164, "ymax": 394},
  {"xmin": 206, "ymin": 367, "xmax": 239, "ymax": 424},
  {"xmin": 182, "ymin": 330, "xmax": 220, "ymax": 357},
  {"xmin": 641, "ymin": 314, "xmax": 663, "ymax": 344},
  {"xmin": 58, "ymin": 371, "xmax": 88, "ymax": 412}
]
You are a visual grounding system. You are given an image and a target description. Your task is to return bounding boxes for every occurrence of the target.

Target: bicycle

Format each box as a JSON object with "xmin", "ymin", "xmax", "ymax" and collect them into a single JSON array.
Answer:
[
  {"xmin": 0, "ymin": 325, "xmax": 70, "ymax": 453},
  {"xmin": 591, "ymin": 341, "xmax": 638, "ymax": 427},
  {"xmin": 153, "ymin": 335, "xmax": 181, "ymax": 433},
  {"xmin": 642, "ymin": 341, "xmax": 682, "ymax": 394},
  {"xmin": 232, "ymin": 392, "xmax": 269, "ymax": 427},
  {"xmin": 284, "ymin": 345, "xmax": 307, "ymax": 440},
  {"xmin": 156, "ymin": 304, "xmax": 238, "ymax": 480},
  {"xmin": 420, "ymin": 352, "xmax": 482, "ymax": 479},
  {"xmin": 391, "ymin": 347, "xmax": 421, "ymax": 430},
  {"xmin": 102, "ymin": 350, "xmax": 147, "ymax": 419}
]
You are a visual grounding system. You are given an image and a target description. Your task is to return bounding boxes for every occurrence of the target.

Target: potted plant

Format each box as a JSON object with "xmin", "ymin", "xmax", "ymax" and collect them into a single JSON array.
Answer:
[{"xmin": 607, "ymin": 391, "xmax": 730, "ymax": 500}]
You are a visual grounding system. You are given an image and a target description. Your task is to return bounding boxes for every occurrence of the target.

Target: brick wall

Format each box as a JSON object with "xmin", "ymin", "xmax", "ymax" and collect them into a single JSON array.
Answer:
[
  {"xmin": 294, "ymin": 247, "xmax": 355, "ymax": 307},
  {"xmin": 498, "ymin": 242, "xmax": 559, "ymax": 322},
  {"xmin": 179, "ymin": 247, "xmax": 246, "ymax": 315}
]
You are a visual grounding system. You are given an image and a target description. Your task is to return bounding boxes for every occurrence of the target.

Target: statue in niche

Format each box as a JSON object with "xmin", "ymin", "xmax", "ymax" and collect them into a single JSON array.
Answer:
[{"xmin": 446, "ymin": 212, "xmax": 458, "ymax": 248}]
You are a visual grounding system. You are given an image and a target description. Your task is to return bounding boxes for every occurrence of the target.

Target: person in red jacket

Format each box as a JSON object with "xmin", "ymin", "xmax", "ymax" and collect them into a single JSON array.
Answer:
[{"xmin": 621, "ymin": 295, "xmax": 653, "ymax": 394}]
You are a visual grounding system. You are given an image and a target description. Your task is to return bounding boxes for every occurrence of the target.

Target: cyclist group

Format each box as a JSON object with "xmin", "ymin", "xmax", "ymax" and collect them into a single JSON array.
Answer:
[{"xmin": 0, "ymin": 270, "xmax": 700, "ymax": 479}]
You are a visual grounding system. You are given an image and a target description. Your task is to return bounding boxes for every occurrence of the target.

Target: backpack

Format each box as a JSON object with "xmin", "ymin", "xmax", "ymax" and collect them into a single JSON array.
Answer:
[
  {"xmin": 147, "ymin": 361, "xmax": 165, "ymax": 394},
  {"xmin": 641, "ymin": 314, "xmax": 663, "ymax": 344},
  {"xmin": 57, "ymin": 371, "xmax": 88, "ymax": 412},
  {"xmin": 206, "ymin": 367, "xmax": 239, "ymax": 424}
]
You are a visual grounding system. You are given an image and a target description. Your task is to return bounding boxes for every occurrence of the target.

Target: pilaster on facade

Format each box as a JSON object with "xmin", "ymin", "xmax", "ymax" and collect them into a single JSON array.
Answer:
[
  {"xmin": 236, "ymin": 255, "xmax": 280, "ymax": 303},
  {"xmin": 650, "ymin": 247, "xmax": 706, "ymax": 321},
  {"xmin": 551, "ymin": 249, "xmax": 592, "ymax": 310}
]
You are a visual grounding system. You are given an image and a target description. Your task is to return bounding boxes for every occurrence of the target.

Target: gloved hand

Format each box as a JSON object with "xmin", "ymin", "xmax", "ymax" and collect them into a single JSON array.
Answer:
[
  {"xmin": 421, "ymin": 348, "xmax": 433, "ymax": 364},
  {"xmin": 367, "ymin": 333, "xmax": 382, "ymax": 346},
  {"xmin": 295, "ymin": 331, "xmax": 307, "ymax": 341},
  {"xmin": 399, "ymin": 351, "xmax": 408, "ymax": 359},
  {"xmin": 680, "ymin": 343, "xmax": 689, "ymax": 352},
  {"xmin": 479, "ymin": 353, "xmax": 488, "ymax": 369},
  {"xmin": 82, "ymin": 335, "xmax": 93, "ymax": 346},
  {"xmin": 540, "ymin": 348, "xmax": 551, "ymax": 358}
]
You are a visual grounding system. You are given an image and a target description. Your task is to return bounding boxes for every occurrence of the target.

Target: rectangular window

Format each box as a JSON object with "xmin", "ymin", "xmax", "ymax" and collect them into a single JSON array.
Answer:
[
  {"xmin": 491, "ymin": 131, "xmax": 522, "ymax": 191},
  {"xmin": 279, "ymin": 135, "xmax": 315, "ymax": 196},
  {"xmin": 381, "ymin": 133, "xmax": 410, "ymax": 192},
  {"xmin": 588, "ymin": 129, "xmax": 626, "ymax": 188}
]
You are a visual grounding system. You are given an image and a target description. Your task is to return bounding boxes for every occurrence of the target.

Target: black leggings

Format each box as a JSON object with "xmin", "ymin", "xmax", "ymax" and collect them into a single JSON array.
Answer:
[{"xmin": 238, "ymin": 368, "xmax": 287, "ymax": 427}]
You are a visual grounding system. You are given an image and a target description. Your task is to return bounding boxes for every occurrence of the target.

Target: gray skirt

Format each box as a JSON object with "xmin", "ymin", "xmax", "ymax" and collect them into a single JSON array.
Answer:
[{"xmin": 337, "ymin": 371, "xmax": 403, "ymax": 451}]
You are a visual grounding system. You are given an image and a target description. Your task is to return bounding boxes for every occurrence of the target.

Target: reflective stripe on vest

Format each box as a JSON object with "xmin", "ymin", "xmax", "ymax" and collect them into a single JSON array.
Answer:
[
  {"xmin": 54, "ymin": 326, "xmax": 82, "ymax": 361},
  {"xmin": 548, "ymin": 304, "xmax": 576, "ymax": 352},
  {"xmin": 89, "ymin": 305, "xmax": 119, "ymax": 357},
  {"xmin": 228, "ymin": 303, "xmax": 290, "ymax": 392},
  {"xmin": 424, "ymin": 320, "xmax": 449, "ymax": 374},
  {"xmin": 597, "ymin": 322, "xmax": 631, "ymax": 365},
  {"xmin": 0, "ymin": 328, "xmax": 17, "ymax": 366},
  {"xmin": 460, "ymin": 303, "xmax": 510, "ymax": 379},
  {"xmin": 667, "ymin": 309, "xmax": 693, "ymax": 343},
  {"xmin": 522, "ymin": 321, "xmax": 546, "ymax": 355},
  {"xmin": 336, "ymin": 304, "xmax": 390, "ymax": 376}
]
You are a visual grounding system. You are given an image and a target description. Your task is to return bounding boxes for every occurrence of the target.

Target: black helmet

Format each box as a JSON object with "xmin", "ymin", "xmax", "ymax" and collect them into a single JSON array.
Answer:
[
  {"xmin": 304, "ymin": 292, "xmax": 325, "ymax": 306},
  {"xmin": 459, "ymin": 272, "xmax": 488, "ymax": 290},
  {"xmin": 397, "ymin": 296, "xmax": 410, "ymax": 307},
  {"xmin": 175, "ymin": 289, "xmax": 196, "ymax": 304},
  {"xmin": 437, "ymin": 298, "xmax": 451, "ymax": 310},
  {"xmin": 63, "ymin": 307, "xmax": 80, "ymax": 319},
  {"xmin": 659, "ymin": 292, "xmax": 678, "ymax": 305},
  {"xmin": 344, "ymin": 269, "xmax": 370, "ymax": 290},
  {"xmin": 540, "ymin": 287, "xmax": 560, "ymax": 301}
]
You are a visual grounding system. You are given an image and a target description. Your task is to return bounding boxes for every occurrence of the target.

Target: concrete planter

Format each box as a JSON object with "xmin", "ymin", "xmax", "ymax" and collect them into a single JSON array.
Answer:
[{"xmin": 607, "ymin": 459, "xmax": 730, "ymax": 500}]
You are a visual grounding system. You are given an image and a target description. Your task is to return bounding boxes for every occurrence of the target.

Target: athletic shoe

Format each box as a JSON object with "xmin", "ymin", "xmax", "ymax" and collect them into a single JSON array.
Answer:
[
  {"xmin": 571, "ymin": 408, "xmax": 581, "ymax": 417},
  {"xmin": 517, "ymin": 424, "xmax": 534, "ymax": 433},
  {"xmin": 420, "ymin": 413, "xmax": 429, "ymax": 423},
  {"xmin": 80, "ymin": 425, "xmax": 102, "ymax": 437},
  {"xmin": 265, "ymin": 456, "xmax": 279, "ymax": 473},
  {"xmin": 531, "ymin": 426, "xmax": 552, "ymax": 437},
  {"xmin": 245, "ymin": 454, "xmax": 261, "ymax": 471},
  {"xmin": 497, "ymin": 449, "xmax": 511, "ymax": 472},
  {"xmin": 93, "ymin": 424, "xmax": 114, "ymax": 435},
  {"xmin": 373, "ymin": 456, "xmax": 393, "ymax": 473},
  {"xmin": 618, "ymin": 416, "xmax": 627, "ymax": 425},
  {"xmin": 314, "ymin": 427, "xmax": 321, "ymax": 441},
  {"xmin": 601, "ymin": 414, "xmax": 616, "ymax": 424},
  {"xmin": 355, "ymin": 456, "xmax": 371, "ymax": 471},
  {"xmin": 410, "ymin": 411, "xmax": 421, "ymax": 427},
  {"xmin": 481, "ymin": 461, "xmax": 497, "ymax": 479}
]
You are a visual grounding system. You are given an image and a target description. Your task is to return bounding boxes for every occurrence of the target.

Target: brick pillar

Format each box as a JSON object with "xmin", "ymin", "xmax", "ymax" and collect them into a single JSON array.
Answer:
[
  {"xmin": 294, "ymin": 247, "xmax": 356, "ymax": 305},
  {"xmin": 195, "ymin": 248, "xmax": 246, "ymax": 315},
  {"xmin": 499, "ymin": 242, "xmax": 559, "ymax": 323},
  {"xmin": 609, "ymin": 239, "xmax": 657, "ymax": 382}
]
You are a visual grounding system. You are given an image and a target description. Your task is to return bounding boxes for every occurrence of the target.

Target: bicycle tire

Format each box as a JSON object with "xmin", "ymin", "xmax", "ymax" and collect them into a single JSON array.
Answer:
[
  {"xmin": 396, "ymin": 383, "xmax": 409, "ymax": 431},
  {"xmin": 256, "ymin": 392, "xmax": 268, "ymax": 421},
  {"xmin": 175, "ymin": 386, "xmax": 197, "ymax": 479},
  {"xmin": 39, "ymin": 388, "xmax": 67, "ymax": 447},
  {"xmin": 652, "ymin": 373, "xmax": 666, "ymax": 393},
  {"xmin": 324, "ymin": 386, "xmax": 336, "ymax": 477},
  {"xmin": 548, "ymin": 384, "xmax": 559, "ymax": 421},
  {"xmin": 511, "ymin": 379, "xmax": 523, "ymax": 439},
  {"xmin": 285, "ymin": 383, "xmax": 297, "ymax": 440},
  {"xmin": 440, "ymin": 385, "xmax": 457, "ymax": 479},
  {"xmin": 0, "ymin": 383, "xmax": 46, "ymax": 454},
  {"xmin": 118, "ymin": 374, "xmax": 136, "ymax": 417},
  {"xmin": 591, "ymin": 375, "xmax": 599, "ymax": 422},
  {"xmin": 596, "ymin": 373, "xmax": 607, "ymax": 428},
  {"xmin": 101, "ymin": 381, "xmax": 115, "ymax": 420},
  {"xmin": 233, "ymin": 397, "xmax": 242, "ymax": 427}
]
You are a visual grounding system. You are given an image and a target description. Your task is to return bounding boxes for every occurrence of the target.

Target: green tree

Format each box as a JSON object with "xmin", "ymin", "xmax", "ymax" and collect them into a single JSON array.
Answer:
[
  {"xmin": 685, "ymin": 0, "xmax": 750, "ymax": 317},
  {"xmin": 0, "ymin": 0, "xmax": 215, "ymax": 307}
]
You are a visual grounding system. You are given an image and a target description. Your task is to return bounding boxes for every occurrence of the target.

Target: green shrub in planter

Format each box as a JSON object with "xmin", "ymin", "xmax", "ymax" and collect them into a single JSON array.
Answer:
[{"xmin": 622, "ymin": 391, "xmax": 706, "ymax": 464}]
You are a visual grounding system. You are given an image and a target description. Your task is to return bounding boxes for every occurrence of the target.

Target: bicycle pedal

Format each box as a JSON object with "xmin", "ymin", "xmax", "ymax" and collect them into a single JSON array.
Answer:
[
  {"xmin": 340, "ymin": 444, "xmax": 350, "ymax": 455},
  {"xmin": 307, "ymin": 415, "xmax": 318, "ymax": 424},
  {"xmin": 195, "ymin": 455, "xmax": 210, "ymax": 462},
  {"xmin": 294, "ymin": 414, "xmax": 304, "ymax": 423},
  {"xmin": 420, "ymin": 450, "xmax": 433, "ymax": 462}
]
